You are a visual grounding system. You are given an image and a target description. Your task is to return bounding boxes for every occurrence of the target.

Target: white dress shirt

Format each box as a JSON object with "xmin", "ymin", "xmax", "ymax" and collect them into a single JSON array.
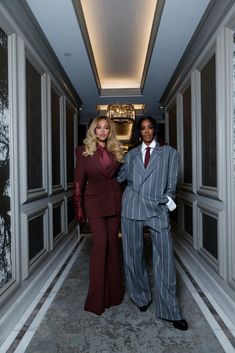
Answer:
[{"xmin": 141, "ymin": 140, "xmax": 156, "ymax": 162}]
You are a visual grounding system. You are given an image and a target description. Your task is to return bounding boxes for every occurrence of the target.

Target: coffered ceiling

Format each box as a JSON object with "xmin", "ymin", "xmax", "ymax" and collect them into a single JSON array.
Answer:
[{"xmin": 26, "ymin": 0, "xmax": 210, "ymax": 122}]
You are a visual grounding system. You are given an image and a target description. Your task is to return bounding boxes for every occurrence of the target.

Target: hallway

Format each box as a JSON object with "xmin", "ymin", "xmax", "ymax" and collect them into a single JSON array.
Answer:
[
  {"xmin": 1, "ymin": 234, "xmax": 235, "ymax": 353},
  {"xmin": 1, "ymin": 1, "xmax": 235, "ymax": 352}
]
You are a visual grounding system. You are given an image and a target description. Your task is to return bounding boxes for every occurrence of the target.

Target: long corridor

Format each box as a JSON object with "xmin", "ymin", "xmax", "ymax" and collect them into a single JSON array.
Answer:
[{"xmin": 1, "ymin": 233, "xmax": 235, "ymax": 353}]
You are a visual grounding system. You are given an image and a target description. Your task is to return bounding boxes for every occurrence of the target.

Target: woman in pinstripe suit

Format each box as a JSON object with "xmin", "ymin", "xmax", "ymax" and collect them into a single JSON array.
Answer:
[{"xmin": 117, "ymin": 117, "xmax": 188, "ymax": 330}]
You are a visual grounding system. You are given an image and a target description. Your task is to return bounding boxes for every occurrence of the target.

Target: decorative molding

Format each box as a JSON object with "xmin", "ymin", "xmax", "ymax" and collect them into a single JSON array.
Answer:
[
  {"xmin": 191, "ymin": 70, "xmax": 198, "ymax": 195},
  {"xmin": 23, "ymin": 55, "xmax": 48, "ymax": 202},
  {"xmin": 21, "ymin": 206, "xmax": 48, "ymax": 280},
  {"xmin": 48, "ymin": 199, "xmax": 65, "ymax": 251},
  {"xmin": 49, "ymin": 81, "xmax": 64, "ymax": 195},
  {"xmin": 174, "ymin": 233, "xmax": 235, "ymax": 324},
  {"xmin": 100, "ymin": 88, "xmax": 142, "ymax": 97},
  {"xmin": 0, "ymin": 231, "xmax": 79, "ymax": 346},
  {"xmin": 0, "ymin": 0, "xmax": 82, "ymax": 107},
  {"xmin": 160, "ymin": 0, "xmax": 235, "ymax": 106},
  {"xmin": 223, "ymin": 25, "xmax": 235, "ymax": 287}
]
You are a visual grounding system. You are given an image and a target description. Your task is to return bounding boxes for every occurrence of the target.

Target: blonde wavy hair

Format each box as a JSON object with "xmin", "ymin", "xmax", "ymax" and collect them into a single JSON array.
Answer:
[{"xmin": 83, "ymin": 116, "xmax": 124, "ymax": 162}]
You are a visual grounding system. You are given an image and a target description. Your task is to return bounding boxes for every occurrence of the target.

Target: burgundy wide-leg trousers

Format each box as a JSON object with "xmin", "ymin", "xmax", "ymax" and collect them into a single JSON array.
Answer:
[{"xmin": 84, "ymin": 214, "xmax": 124, "ymax": 315}]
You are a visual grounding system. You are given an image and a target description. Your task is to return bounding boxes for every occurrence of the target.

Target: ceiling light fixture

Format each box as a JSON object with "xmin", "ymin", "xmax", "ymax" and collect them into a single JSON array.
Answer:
[
  {"xmin": 97, "ymin": 104, "xmax": 145, "ymax": 115},
  {"xmin": 107, "ymin": 104, "xmax": 135, "ymax": 125}
]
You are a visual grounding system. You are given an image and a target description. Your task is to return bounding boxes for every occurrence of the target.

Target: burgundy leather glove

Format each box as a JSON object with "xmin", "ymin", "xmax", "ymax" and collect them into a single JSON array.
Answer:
[{"xmin": 75, "ymin": 207, "xmax": 85, "ymax": 224}]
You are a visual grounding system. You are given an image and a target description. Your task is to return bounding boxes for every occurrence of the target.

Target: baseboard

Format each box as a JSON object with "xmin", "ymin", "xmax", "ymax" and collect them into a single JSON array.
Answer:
[{"xmin": 173, "ymin": 234, "xmax": 235, "ymax": 325}]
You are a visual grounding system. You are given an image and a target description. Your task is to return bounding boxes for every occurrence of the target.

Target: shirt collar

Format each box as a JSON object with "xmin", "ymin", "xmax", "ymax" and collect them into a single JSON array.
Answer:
[
  {"xmin": 97, "ymin": 143, "xmax": 106, "ymax": 151},
  {"xmin": 141, "ymin": 139, "xmax": 156, "ymax": 152}
]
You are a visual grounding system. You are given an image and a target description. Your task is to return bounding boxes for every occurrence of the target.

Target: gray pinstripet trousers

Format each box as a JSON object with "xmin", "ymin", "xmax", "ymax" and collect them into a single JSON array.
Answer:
[{"xmin": 121, "ymin": 209, "xmax": 183, "ymax": 321}]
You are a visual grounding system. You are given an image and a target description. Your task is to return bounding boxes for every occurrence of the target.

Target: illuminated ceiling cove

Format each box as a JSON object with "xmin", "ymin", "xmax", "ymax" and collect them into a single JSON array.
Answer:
[
  {"xmin": 75, "ymin": 0, "xmax": 159, "ymax": 95},
  {"xmin": 26, "ymin": 0, "xmax": 211, "ymax": 121}
]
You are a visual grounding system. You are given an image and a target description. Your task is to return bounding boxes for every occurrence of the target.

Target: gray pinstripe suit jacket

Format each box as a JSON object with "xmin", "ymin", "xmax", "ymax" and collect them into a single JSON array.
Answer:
[{"xmin": 117, "ymin": 143, "xmax": 179, "ymax": 220}]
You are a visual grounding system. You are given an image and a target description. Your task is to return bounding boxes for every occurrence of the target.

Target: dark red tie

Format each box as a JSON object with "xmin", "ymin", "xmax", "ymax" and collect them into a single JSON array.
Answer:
[{"xmin": 144, "ymin": 147, "xmax": 151, "ymax": 168}]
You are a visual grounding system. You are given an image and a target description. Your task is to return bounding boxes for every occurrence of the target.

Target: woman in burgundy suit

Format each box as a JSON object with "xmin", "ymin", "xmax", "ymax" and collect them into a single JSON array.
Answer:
[{"xmin": 74, "ymin": 116, "xmax": 125, "ymax": 315}]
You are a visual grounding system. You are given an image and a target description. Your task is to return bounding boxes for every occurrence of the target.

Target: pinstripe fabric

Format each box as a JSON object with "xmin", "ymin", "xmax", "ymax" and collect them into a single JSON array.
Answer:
[
  {"xmin": 121, "ymin": 215, "xmax": 182, "ymax": 320},
  {"xmin": 118, "ymin": 143, "xmax": 182, "ymax": 320},
  {"xmin": 121, "ymin": 219, "xmax": 152, "ymax": 306},
  {"xmin": 117, "ymin": 144, "xmax": 179, "ymax": 220}
]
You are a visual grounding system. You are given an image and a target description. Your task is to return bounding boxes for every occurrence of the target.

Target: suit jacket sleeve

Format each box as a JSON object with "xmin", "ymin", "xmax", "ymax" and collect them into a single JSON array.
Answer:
[
  {"xmin": 117, "ymin": 152, "xmax": 129, "ymax": 183},
  {"xmin": 74, "ymin": 146, "xmax": 86, "ymax": 209},
  {"xmin": 165, "ymin": 147, "xmax": 180, "ymax": 199}
]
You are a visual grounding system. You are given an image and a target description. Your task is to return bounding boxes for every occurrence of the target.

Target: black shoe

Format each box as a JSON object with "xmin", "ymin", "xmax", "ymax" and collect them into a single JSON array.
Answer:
[
  {"xmin": 138, "ymin": 301, "xmax": 152, "ymax": 312},
  {"xmin": 172, "ymin": 319, "xmax": 188, "ymax": 331}
]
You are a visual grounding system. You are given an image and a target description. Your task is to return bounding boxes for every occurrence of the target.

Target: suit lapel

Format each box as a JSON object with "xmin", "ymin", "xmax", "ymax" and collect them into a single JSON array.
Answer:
[
  {"xmin": 92, "ymin": 149, "xmax": 118, "ymax": 178},
  {"xmin": 131, "ymin": 147, "xmax": 145, "ymax": 171},
  {"xmin": 105, "ymin": 153, "xmax": 119, "ymax": 177},
  {"xmin": 138, "ymin": 145, "xmax": 163, "ymax": 186},
  {"xmin": 135, "ymin": 148, "xmax": 145, "ymax": 170},
  {"xmin": 91, "ymin": 152, "xmax": 103, "ymax": 176}
]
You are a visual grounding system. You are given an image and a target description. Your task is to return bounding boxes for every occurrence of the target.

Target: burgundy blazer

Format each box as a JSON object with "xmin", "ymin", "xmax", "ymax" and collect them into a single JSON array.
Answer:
[{"xmin": 74, "ymin": 145, "xmax": 122, "ymax": 218}]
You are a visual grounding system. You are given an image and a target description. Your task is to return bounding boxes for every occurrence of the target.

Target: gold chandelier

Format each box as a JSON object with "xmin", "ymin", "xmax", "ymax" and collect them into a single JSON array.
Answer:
[{"xmin": 107, "ymin": 104, "xmax": 135, "ymax": 124}]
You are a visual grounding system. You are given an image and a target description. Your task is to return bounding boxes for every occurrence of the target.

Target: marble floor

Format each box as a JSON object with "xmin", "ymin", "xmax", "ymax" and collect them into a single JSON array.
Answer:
[{"xmin": 1, "ymin": 235, "xmax": 235, "ymax": 353}]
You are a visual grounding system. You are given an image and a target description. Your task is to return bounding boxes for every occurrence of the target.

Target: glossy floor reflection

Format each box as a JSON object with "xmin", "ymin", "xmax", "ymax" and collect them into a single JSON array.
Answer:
[{"xmin": 5, "ymin": 236, "xmax": 235, "ymax": 353}]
